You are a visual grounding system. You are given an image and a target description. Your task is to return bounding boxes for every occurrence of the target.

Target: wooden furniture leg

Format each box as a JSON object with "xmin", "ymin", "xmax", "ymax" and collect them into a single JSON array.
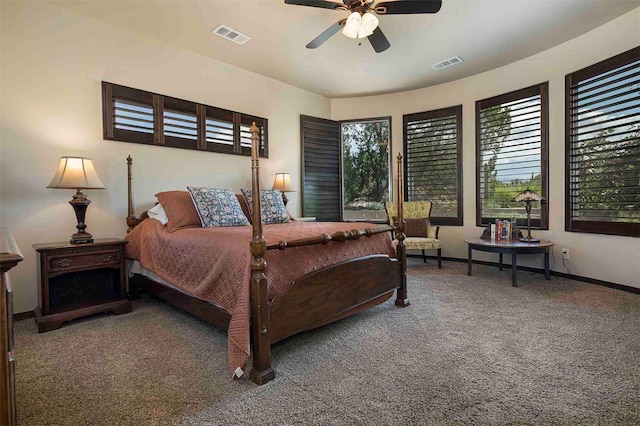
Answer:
[
  {"xmin": 421, "ymin": 250, "xmax": 426, "ymax": 263},
  {"xmin": 499, "ymin": 253, "xmax": 503, "ymax": 271},
  {"xmin": 544, "ymin": 250, "xmax": 550, "ymax": 280},
  {"xmin": 437, "ymin": 248, "xmax": 442, "ymax": 269},
  {"xmin": 394, "ymin": 153, "xmax": 409, "ymax": 307},
  {"xmin": 511, "ymin": 251, "xmax": 518, "ymax": 287},
  {"xmin": 248, "ymin": 123, "xmax": 275, "ymax": 385},
  {"xmin": 467, "ymin": 245, "xmax": 472, "ymax": 276}
]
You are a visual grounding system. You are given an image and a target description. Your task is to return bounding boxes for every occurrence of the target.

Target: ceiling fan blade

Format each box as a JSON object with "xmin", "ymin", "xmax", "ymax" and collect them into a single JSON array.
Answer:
[
  {"xmin": 368, "ymin": 27, "xmax": 390, "ymax": 53},
  {"xmin": 306, "ymin": 19, "xmax": 346, "ymax": 49},
  {"xmin": 285, "ymin": 0, "xmax": 343, "ymax": 10},
  {"xmin": 375, "ymin": 0, "xmax": 442, "ymax": 15}
]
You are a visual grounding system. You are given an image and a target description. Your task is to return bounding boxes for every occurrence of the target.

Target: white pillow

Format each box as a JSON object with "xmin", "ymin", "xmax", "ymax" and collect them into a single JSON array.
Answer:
[{"xmin": 148, "ymin": 203, "xmax": 168, "ymax": 225}]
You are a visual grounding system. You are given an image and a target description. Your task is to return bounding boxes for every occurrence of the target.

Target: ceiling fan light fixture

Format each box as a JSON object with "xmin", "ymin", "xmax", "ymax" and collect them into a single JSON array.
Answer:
[
  {"xmin": 343, "ymin": 11, "xmax": 361, "ymax": 39},
  {"xmin": 358, "ymin": 12, "xmax": 379, "ymax": 38}
]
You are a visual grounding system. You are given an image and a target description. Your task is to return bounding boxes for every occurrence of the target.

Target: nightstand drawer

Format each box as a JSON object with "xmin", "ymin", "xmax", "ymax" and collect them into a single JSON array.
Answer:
[{"xmin": 48, "ymin": 250, "xmax": 120, "ymax": 272}]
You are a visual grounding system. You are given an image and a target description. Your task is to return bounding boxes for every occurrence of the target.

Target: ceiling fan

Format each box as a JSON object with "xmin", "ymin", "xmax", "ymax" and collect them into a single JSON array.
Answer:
[{"xmin": 284, "ymin": 0, "xmax": 442, "ymax": 53}]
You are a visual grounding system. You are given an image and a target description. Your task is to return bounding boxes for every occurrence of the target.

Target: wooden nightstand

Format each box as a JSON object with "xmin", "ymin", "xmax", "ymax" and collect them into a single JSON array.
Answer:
[{"xmin": 33, "ymin": 238, "xmax": 131, "ymax": 333}]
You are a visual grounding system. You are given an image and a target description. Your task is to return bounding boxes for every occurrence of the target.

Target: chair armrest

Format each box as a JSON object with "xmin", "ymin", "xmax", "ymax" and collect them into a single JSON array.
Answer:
[{"xmin": 427, "ymin": 224, "xmax": 439, "ymax": 239}]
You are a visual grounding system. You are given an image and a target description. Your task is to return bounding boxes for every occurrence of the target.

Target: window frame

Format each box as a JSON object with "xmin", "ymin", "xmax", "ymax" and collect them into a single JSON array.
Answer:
[
  {"xmin": 102, "ymin": 82, "xmax": 268, "ymax": 158},
  {"xmin": 565, "ymin": 47, "xmax": 640, "ymax": 238},
  {"xmin": 403, "ymin": 105, "xmax": 463, "ymax": 226},
  {"xmin": 475, "ymin": 82, "xmax": 549, "ymax": 229}
]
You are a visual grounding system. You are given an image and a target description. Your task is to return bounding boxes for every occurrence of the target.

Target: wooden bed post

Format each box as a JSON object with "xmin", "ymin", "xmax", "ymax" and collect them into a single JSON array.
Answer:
[
  {"xmin": 394, "ymin": 153, "xmax": 410, "ymax": 307},
  {"xmin": 248, "ymin": 122, "xmax": 275, "ymax": 385},
  {"xmin": 126, "ymin": 156, "xmax": 138, "ymax": 233}
]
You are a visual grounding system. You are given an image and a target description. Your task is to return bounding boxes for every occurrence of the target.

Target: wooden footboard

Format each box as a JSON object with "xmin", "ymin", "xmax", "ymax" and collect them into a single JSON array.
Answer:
[{"xmin": 269, "ymin": 255, "xmax": 400, "ymax": 343}]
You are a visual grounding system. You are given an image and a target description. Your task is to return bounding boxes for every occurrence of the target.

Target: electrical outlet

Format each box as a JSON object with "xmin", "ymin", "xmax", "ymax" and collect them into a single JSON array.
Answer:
[{"xmin": 562, "ymin": 248, "xmax": 570, "ymax": 260}]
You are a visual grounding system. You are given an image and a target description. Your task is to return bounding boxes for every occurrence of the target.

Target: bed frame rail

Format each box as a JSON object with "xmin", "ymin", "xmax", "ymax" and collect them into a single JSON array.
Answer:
[{"xmin": 266, "ymin": 225, "xmax": 394, "ymax": 251}]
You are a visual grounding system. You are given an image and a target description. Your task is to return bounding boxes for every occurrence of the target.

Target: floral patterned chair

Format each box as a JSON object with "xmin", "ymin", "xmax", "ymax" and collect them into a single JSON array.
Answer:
[{"xmin": 385, "ymin": 201, "xmax": 442, "ymax": 269}]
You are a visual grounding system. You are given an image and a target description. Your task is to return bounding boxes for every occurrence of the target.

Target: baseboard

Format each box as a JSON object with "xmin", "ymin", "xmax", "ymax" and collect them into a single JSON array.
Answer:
[
  {"xmin": 407, "ymin": 254, "xmax": 639, "ymax": 295},
  {"xmin": 14, "ymin": 310, "xmax": 35, "ymax": 321}
]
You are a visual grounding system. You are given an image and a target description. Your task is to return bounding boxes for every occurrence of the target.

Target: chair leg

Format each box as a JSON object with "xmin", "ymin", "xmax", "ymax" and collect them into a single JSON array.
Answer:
[
  {"xmin": 437, "ymin": 248, "xmax": 442, "ymax": 269},
  {"xmin": 421, "ymin": 250, "xmax": 427, "ymax": 263}
]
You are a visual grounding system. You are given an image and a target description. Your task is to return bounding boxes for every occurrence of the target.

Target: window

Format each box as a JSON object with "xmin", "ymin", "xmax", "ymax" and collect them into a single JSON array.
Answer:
[
  {"xmin": 341, "ymin": 118, "xmax": 391, "ymax": 221},
  {"xmin": 565, "ymin": 47, "xmax": 640, "ymax": 237},
  {"xmin": 404, "ymin": 105, "xmax": 463, "ymax": 226},
  {"xmin": 102, "ymin": 82, "xmax": 268, "ymax": 157},
  {"xmin": 476, "ymin": 83, "xmax": 549, "ymax": 228}
]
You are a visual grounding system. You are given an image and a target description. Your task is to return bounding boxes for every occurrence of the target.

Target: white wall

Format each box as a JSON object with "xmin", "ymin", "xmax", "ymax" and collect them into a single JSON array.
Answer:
[
  {"xmin": 331, "ymin": 8, "xmax": 640, "ymax": 289},
  {"xmin": 0, "ymin": 2, "xmax": 331, "ymax": 313}
]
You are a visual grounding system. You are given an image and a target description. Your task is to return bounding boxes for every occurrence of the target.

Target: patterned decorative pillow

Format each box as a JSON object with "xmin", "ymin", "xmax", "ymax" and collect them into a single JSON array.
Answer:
[
  {"xmin": 187, "ymin": 186, "xmax": 250, "ymax": 228},
  {"xmin": 241, "ymin": 188, "xmax": 290, "ymax": 225}
]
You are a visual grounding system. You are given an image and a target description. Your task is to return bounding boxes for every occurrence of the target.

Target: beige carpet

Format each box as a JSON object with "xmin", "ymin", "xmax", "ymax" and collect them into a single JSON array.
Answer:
[{"xmin": 14, "ymin": 260, "xmax": 640, "ymax": 425}]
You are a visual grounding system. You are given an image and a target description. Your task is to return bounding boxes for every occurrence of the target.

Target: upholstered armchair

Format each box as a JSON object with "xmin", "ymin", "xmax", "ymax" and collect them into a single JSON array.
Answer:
[{"xmin": 385, "ymin": 201, "xmax": 442, "ymax": 269}]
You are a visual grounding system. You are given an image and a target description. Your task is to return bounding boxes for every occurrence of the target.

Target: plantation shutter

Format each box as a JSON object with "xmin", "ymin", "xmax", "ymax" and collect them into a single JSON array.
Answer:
[
  {"xmin": 103, "ymin": 82, "xmax": 268, "ymax": 158},
  {"xmin": 403, "ymin": 105, "xmax": 463, "ymax": 226},
  {"xmin": 163, "ymin": 96, "xmax": 198, "ymax": 149},
  {"xmin": 204, "ymin": 106, "xmax": 235, "ymax": 154},
  {"xmin": 565, "ymin": 47, "xmax": 640, "ymax": 237},
  {"xmin": 103, "ymin": 83, "xmax": 156, "ymax": 145},
  {"xmin": 476, "ymin": 83, "xmax": 549, "ymax": 228},
  {"xmin": 300, "ymin": 115, "xmax": 342, "ymax": 221}
]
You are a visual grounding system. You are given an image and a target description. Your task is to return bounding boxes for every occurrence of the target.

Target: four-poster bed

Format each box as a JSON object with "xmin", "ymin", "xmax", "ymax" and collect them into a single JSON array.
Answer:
[{"xmin": 124, "ymin": 123, "xmax": 408, "ymax": 385}]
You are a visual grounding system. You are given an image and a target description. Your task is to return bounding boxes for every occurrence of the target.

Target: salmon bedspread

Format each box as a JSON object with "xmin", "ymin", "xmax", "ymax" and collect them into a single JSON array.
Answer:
[{"xmin": 124, "ymin": 219, "xmax": 395, "ymax": 376}]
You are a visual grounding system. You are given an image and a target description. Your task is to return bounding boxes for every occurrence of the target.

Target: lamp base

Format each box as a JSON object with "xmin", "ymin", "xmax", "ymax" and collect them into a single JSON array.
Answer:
[
  {"xmin": 69, "ymin": 190, "xmax": 94, "ymax": 245},
  {"xmin": 519, "ymin": 237, "xmax": 540, "ymax": 243},
  {"xmin": 70, "ymin": 233, "xmax": 94, "ymax": 245}
]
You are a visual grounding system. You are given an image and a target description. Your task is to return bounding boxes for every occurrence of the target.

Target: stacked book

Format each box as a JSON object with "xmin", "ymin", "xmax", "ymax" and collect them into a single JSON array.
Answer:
[{"xmin": 490, "ymin": 218, "xmax": 518, "ymax": 240}]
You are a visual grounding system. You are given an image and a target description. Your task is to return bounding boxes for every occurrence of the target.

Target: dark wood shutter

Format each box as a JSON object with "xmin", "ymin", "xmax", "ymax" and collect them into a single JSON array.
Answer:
[
  {"xmin": 300, "ymin": 115, "xmax": 341, "ymax": 221},
  {"xmin": 476, "ymin": 83, "xmax": 549, "ymax": 228},
  {"xmin": 565, "ymin": 47, "xmax": 640, "ymax": 237},
  {"xmin": 404, "ymin": 105, "xmax": 463, "ymax": 226},
  {"xmin": 102, "ymin": 81, "xmax": 268, "ymax": 158},
  {"xmin": 163, "ymin": 96, "xmax": 198, "ymax": 149}
]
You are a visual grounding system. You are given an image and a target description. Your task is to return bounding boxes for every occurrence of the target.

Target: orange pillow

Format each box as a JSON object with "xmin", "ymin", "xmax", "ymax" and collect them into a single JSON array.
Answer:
[{"xmin": 155, "ymin": 191, "xmax": 202, "ymax": 232}]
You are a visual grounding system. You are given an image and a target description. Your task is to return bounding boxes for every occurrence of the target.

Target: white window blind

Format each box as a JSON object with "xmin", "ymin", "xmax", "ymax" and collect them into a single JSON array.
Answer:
[
  {"xmin": 206, "ymin": 118, "xmax": 234, "ymax": 146},
  {"xmin": 114, "ymin": 99, "xmax": 154, "ymax": 134},
  {"xmin": 164, "ymin": 110, "xmax": 197, "ymax": 141}
]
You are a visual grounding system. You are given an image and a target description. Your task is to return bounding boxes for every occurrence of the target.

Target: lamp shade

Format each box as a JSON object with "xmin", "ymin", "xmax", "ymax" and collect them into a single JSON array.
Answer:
[
  {"xmin": 272, "ymin": 173, "xmax": 294, "ymax": 193},
  {"xmin": 343, "ymin": 12, "xmax": 361, "ymax": 39},
  {"xmin": 47, "ymin": 157, "xmax": 106, "ymax": 190},
  {"xmin": 514, "ymin": 188, "xmax": 542, "ymax": 202},
  {"xmin": 358, "ymin": 12, "xmax": 379, "ymax": 38}
]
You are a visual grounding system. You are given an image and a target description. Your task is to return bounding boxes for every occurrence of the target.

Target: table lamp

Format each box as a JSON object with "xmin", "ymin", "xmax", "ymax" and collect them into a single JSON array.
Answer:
[
  {"xmin": 272, "ymin": 172, "xmax": 294, "ymax": 207},
  {"xmin": 47, "ymin": 157, "xmax": 106, "ymax": 244},
  {"xmin": 515, "ymin": 188, "xmax": 542, "ymax": 243}
]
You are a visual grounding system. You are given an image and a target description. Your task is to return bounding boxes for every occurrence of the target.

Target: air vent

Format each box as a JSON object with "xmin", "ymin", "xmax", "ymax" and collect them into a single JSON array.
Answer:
[
  {"xmin": 431, "ymin": 56, "xmax": 464, "ymax": 71},
  {"xmin": 212, "ymin": 25, "xmax": 251, "ymax": 45}
]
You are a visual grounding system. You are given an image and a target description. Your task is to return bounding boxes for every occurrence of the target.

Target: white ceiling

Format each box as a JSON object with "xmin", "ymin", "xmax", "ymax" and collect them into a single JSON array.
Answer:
[{"xmin": 48, "ymin": 0, "xmax": 640, "ymax": 98}]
